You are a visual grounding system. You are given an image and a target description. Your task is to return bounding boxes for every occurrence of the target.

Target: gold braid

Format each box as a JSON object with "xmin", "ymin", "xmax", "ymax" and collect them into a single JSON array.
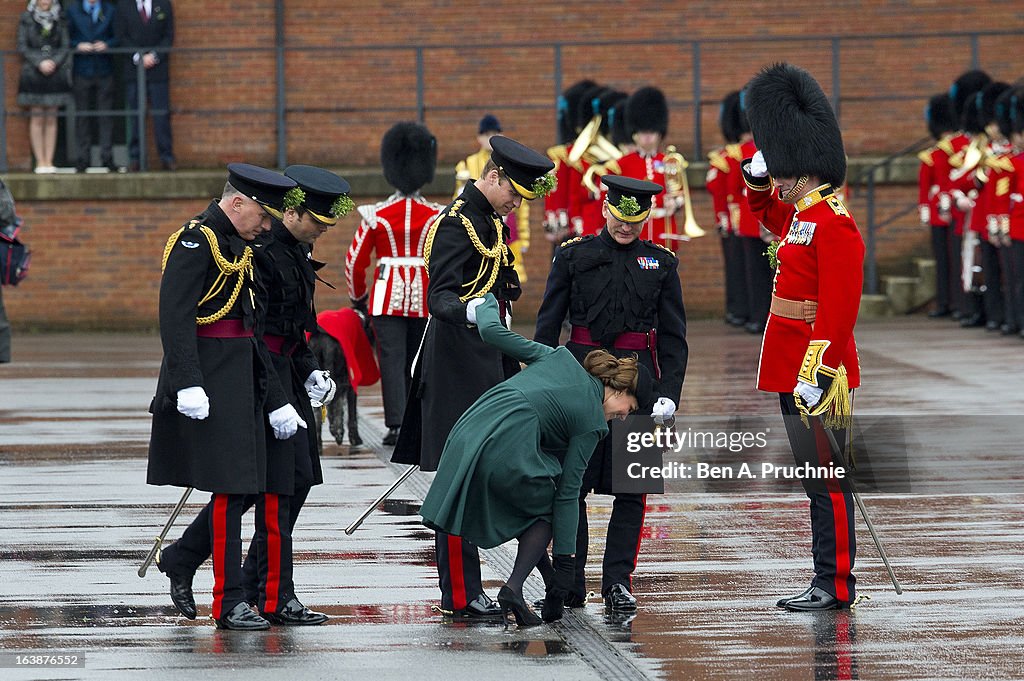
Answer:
[
  {"xmin": 160, "ymin": 222, "xmax": 254, "ymax": 326},
  {"xmin": 422, "ymin": 201, "xmax": 508, "ymax": 303}
]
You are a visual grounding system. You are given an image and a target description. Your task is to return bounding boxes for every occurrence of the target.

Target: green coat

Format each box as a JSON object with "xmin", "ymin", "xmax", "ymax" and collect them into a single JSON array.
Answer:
[{"xmin": 420, "ymin": 295, "xmax": 608, "ymax": 555}]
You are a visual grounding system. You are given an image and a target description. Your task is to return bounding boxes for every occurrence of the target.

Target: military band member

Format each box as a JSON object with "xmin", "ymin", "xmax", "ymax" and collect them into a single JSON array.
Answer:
[
  {"xmin": 545, "ymin": 80, "xmax": 597, "ymax": 249},
  {"xmin": 347, "ymin": 122, "xmax": 442, "ymax": 446},
  {"xmin": 455, "ymin": 115, "xmax": 531, "ymax": 284},
  {"xmin": 707, "ymin": 90, "xmax": 750, "ymax": 328},
  {"xmin": 918, "ymin": 93, "xmax": 960, "ymax": 318},
  {"xmin": 742, "ymin": 63, "xmax": 862, "ymax": 611},
  {"xmin": 155, "ymin": 165, "xmax": 350, "ymax": 628},
  {"xmin": 1006, "ymin": 88, "xmax": 1024, "ymax": 338},
  {"xmin": 983, "ymin": 85, "xmax": 1019, "ymax": 335},
  {"xmin": 617, "ymin": 86, "xmax": 685, "ymax": 249},
  {"xmin": 534, "ymin": 174, "xmax": 688, "ymax": 612},
  {"xmin": 392, "ymin": 135, "xmax": 556, "ymax": 619},
  {"xmin": 149, "ymin": 164, "xmax": 305, "ymax": 630}
]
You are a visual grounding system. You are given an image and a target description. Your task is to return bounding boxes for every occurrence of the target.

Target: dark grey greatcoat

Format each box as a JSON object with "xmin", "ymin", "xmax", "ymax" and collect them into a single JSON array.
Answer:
[
  {"xmin": 391, "ymin": 182, "xmax": 521, "ymax": 472},
  {"xmin": 252, "ymin": 219, "xmax": 322, "ymax": 495},
  {"xmin": 147, "ymin": 201, "xmax": 284, "ymax": 494}
]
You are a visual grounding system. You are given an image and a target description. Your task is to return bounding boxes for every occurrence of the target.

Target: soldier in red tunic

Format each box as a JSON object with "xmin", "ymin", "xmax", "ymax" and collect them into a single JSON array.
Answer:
[
  {"xmin": 544, "ymin": 80, "xmax": 597, "ymax": 249},
  {"xmin": 742, "ymin": 63, "xmax": 862, "ymax": 611},
  {"xmin": 918, "ymin": 93, "xmax": 960, "ymax": 318},
  {"xmin": 346, "ymin": 123, "xmax": 443, "ymax": 445},
  {"xmin": 1006, "ymin": 88, "xmax": 1024, "ymax": 338}
]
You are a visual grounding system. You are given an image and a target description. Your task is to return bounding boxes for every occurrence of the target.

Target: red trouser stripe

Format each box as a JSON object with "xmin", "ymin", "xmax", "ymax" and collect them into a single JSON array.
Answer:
[
  {"xmin": 447, "ymin": 534, "xmax": 467, "ymax": 611},
  {"xmin": 211, "ymin": 494, "xmax": 228, "ymax": 620},
  {"xmin": 629, "ymin": 494, "xmax": 648, "ymax": 591},
  {"xmin": 814, "ymin": 424, "xmax": 852, "ymax": 603},
  {"xmin": 264, "ymin": 494, "xmax": 282, "ymax": 613}
]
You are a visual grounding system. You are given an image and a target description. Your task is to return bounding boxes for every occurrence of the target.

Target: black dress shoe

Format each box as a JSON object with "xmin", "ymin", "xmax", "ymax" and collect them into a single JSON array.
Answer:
[
  {"xmin": 783, "ymin": 586, "xmax": 849, "ymax": 612},
  {"xmin": 960, "ymin": 314, "xmax": 984, "ymax": 328},
  {"xmin": 161, "ymin": 159, "xmax": 178, "ymax": 171},
  {"xmin": 951, "ymin": 310, "xmax": 963, "ymax": 321},
  {"xmin": 927, "ymin": 308, "xmax": 951, "ymax": 318},
  {"xmin": 496, "ymin": 586, "xmax": 542, "ymax": 627},
  {"xmin": 604, "ymin": 583, "xmax": 637, "ymax": 612},
  {"xmin": 262, "ymin": 597, "xmax": 328, "ymax": 626},
  {"xmin": 534, "ymin": 591, "xmax": 587, "ymax": 610},
  {"xmin": 725, "ymin": 314, "xmax": 748, "ymax": 327},
  {"xmin": 985, "ymin": 320, "xmax": 1001, "ymax": 332},
  {"xmin": 381, "ymin": 427, "xmax": 400, "ymax": 446},
  {"xmin": 745, "ymin": 321, "xmax": 766, "ymax": 334},
  {"xmin": 1001, "ymin": 324, "xmax": 1019, "ymax": 335},
  {"xmin": 157, "ymin": 553, "xmax": 196, "ymax": 620},
  {"xmin": 216, "ymin": 601, "xmax": 271, "ymax": 630},
  {"xmin": 451, "ymin": 593, "xmax": 504, "ymax": 619},
  {"xmin": 775, "ymin": 585, "xmax": 815, "ymax": 608}
]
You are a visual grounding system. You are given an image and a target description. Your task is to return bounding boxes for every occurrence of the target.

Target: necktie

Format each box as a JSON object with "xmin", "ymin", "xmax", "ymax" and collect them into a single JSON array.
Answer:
[{"xmin": 139, "ymin": 2, "xmax": 149, "ymax": 22}]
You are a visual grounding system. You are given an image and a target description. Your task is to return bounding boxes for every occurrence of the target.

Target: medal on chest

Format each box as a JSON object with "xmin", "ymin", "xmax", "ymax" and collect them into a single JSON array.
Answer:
[
  {"xmin": 786, "ymin": 219, "xmax": 817, "ymax": 246},
  {"xmin": 637, "ymin": 256, "xmax": 660, "ymax": 270}
]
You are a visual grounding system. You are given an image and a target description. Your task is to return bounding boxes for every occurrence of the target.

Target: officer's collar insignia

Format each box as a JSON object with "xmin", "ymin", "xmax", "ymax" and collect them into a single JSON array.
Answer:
[
  {"xmin": 637, "ymin": 256, "xmax": 660, "ymax": 270},
  {"xmin": 181, "ymin": 240, "xmax": 200, "ymax": 249}
]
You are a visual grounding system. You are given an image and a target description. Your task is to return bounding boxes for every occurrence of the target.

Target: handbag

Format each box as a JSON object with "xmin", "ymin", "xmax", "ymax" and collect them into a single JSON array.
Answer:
[{"xmin": 0, "ymin": 220, "xmax": 31, "ymax": 286}]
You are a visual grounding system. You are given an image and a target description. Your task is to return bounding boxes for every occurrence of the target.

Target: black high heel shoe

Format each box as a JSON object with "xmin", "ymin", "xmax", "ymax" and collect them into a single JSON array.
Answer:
[{"xmin": 497, "ymin": 586, "xmax": 542, "ymax": 627}]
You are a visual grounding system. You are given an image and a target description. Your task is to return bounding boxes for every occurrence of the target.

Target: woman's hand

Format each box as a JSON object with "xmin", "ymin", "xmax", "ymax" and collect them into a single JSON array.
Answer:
[{"xmin": 38, "ymin": 59, "xmax": 56, "ymax": 76}]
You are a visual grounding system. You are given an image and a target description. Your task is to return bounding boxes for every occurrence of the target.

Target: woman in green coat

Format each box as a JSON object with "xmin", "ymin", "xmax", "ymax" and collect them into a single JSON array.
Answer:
[{"xmin": 420, "ymin": 293, "xmax": 639, "ymax": 626}]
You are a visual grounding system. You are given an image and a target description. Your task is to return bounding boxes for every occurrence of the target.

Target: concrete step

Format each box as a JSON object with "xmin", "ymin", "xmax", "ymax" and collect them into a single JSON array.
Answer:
[
  {"xmin": 913, "ymin": 258, "xmax": 937, "ymax": 304},
  {"xmin": 883, "ymin": 275, "xmax": 921, "ymax": 314},
  {"xmin": 859, "ymin": 294, "xmax": 891, "ymax": 319}
]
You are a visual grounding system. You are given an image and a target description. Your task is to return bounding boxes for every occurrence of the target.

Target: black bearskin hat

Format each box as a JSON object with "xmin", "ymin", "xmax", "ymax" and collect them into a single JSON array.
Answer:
[
  {"xmin": 625, "ymin": 86, "xmax": 669, "ymax": 137},
  {"xmin": 949, "ymin": 70, "xmax": 991, "ymax": 120},
  {"xmin": 610, "ymin": 96, "xmax": 631, "ymax": 148},
  {"xmin": 961, "ymin": 93, "xmax": 985, "ymax": 135},
  {"xmin": 978, "ymin": 81, "xmax": 1011, "ymax": 127},
  {"xmin": 994, "ymin": 87, "xmax": 1019, "ymax": 139},
  {"xmin": 558, "ymin": 79, "xmax": 597, "ymax": 143},
  {"xmin": 719, "ymin": 90, "xmax": 743, "ymax": 143},
  {"xmin": 925, "ymin": 93, "xmax": 957, "ymax": 139},
  {"xmin": 576, "ymin": 85, "xmax": 609, "ymax": 132},
  {"xmin": 1010, "ymin": 88, "xmax": 1024, "ymax": 136},
  {"xmin": 598, "ymin": 90, "xmax": 628, "ymax": 136},
  {"xmin": 745, "ymin": 63, "xmax": 847, "ymax": 188},
  {"xmin": 381, "ymin": 122, "xmax": 437, "ymax": 195}
]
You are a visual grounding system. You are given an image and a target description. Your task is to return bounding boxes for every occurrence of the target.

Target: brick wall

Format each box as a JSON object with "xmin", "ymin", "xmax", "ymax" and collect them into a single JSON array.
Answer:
[
  {"xmin": 1, "ymin": 1, "xmax": 1021, "ymax": 170},
  {"xmin": 4, "ymin": 183, "xmax": 927, "ymax": 330}
]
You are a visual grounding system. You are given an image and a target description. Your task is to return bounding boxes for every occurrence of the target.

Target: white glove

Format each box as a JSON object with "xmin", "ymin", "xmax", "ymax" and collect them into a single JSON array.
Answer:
[
  {"xmin": 652, "ymin": 397, "xmax": 676, "ymax": 418},
  {"xmin": 919, "ymin": 205, "xmax": 930, "ymax": 225},
  {"xmin": 466, "ymin": 298, "xmax": 486, "ymax": 324},
  {"xmin": 748, "ymin": 150, "xmax": 768, "ymax": 178},
  {"xmin": 305, "ymin": 370, "xmax": 337, "ymax": 405},
  {"xmin": 955, "ymin": 192, "xmax": 973, "ymax": 212},
  {"xmin": 268, "ymin": 403, "xmax": 307, "ymax": 440},
  {"xmin": 794, "ymin": 380, "xmax": 823, "ymax": 409},
  {"xmin": 176, "ymin": 386, "xmax": 210, "ymax": 420}
]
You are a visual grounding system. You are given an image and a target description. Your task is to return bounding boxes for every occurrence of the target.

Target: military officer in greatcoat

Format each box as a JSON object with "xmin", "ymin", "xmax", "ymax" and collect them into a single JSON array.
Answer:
[
  {"xmin": 346, "ymin": 122, "xmax": 443, "ymax": 446},
  {"xmin": 534, "ymin": 174, "xmax": 688, "ymax": 612},
  {"xmin": 742, "ymin": 63, "xmax": 863, "ymax": 611},
  {"xmin": 392, "ymin": 135, "xmax": 556, "ymax": 619},
  {"xmin": 148, "ymin": 164, "xmax": 310, "ymax": 630}
]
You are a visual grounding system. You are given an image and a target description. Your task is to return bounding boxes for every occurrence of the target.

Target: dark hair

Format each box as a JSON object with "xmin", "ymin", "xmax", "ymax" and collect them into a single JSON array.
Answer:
[{"xmin": 583, "ymin": 350, "xmax": 638, "ymax": 393}]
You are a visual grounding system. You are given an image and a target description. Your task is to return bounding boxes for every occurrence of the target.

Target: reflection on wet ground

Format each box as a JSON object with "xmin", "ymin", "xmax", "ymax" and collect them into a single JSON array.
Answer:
[{"xmin": 1, "ymin": 320, "xmax": 1022, "ymax": 679}]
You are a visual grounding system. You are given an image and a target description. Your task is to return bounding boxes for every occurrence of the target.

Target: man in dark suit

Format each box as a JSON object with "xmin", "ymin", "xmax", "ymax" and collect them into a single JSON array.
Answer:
[
  {"xmin": 68, "ymin": 0, "xmax": 119, "ymax": 172},
  {"xmin": 114, "ymin": 0, "xmax": 174, "ymax": 170}
]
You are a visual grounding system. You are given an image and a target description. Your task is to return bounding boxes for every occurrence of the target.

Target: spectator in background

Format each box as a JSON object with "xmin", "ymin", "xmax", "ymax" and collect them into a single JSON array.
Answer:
[
  {"xmin": 68, "ymin": 0, "xmax": 118, "ymax": 172},
  {"xmin": 115, "ymin": 0, "xmax": 174, "ymax": 171},
  {"xmin": 16, "ymin": 0, "xmax": 72, "ymax": 174}
]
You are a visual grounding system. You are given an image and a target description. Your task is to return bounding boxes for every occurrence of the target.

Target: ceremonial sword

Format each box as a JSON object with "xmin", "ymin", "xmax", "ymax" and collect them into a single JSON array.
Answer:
[
  {"xmin": 819, "ymin": 419, "xmax": 902, "ymax": 594},
  {"xmin": 138, "ymin": 486, "xmax": 193, "ymax": 577}
]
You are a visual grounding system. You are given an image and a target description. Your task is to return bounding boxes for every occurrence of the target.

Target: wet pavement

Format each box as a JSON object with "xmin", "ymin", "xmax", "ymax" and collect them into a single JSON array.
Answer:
[{"xmin": 0, "ymin": 318, "xmax": 1022, "ymax": 680}]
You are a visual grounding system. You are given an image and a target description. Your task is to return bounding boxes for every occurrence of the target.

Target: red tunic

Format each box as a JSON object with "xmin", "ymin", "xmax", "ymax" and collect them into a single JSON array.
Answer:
[
  {"xmin": 1009, "ymin": 151, "xmax": 1024, "ymax": 242},
  {"xmin": 918, "ymin": 135, "xmax": 957, "ymax": 227},
  {"xmin": 705, "ymin": 146, "xmax": 732, "ymax": 231},
  {"xmin": 979, "ymin": 146, "xmax": 1017, "ymax": 242},
  {"xmin": 731, "ymin": 139, "xmax": 762, "ymax": 238},
  {"xmin": 745, "ymin": 181, "xmax": 863, "ymax": 392},
  {"xmin": 616, "ymin": 150, "xmax": 679, "ymax": 247},
  {"xmin": 345, "ymin": 193, "xmax": 443, "ymax": 318},
  {"xmin": 544, "ymin": 144, "xmax": 573, "ymax": 232}
]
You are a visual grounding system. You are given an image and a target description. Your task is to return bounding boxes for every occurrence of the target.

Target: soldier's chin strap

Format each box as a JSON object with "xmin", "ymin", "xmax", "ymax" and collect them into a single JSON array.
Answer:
[{"xmin": 780, "ymin": 175, "xmax": 809, "ymax": 203}]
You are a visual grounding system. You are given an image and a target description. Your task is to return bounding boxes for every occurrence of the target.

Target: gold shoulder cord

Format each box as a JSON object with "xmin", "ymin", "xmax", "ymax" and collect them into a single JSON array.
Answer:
[
  {"xmin": 161, "ymin": 222, "xmax": 254, "ymax": 325},
  {"xmin": 422, "ymin": 201, "xmax": 507, "ymax": 303}
]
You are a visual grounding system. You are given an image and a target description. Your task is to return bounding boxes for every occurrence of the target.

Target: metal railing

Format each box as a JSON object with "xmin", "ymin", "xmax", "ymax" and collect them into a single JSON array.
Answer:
[{"xmin": 1, "ymin": 26, "xmax": 1019, "ymax": 173}]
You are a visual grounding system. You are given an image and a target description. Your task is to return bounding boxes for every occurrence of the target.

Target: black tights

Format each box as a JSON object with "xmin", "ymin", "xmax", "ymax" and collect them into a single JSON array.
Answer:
[{"xmin": 506, "ymin": 519, "xmax": 552, "ymax": 597}]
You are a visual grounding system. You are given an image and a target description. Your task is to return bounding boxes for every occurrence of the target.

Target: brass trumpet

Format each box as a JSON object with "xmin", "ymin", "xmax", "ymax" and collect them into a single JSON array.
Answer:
[
  {"xmin": 568, "ymin": 116, "xmax": 623, "ymax": 169},
  {"xmin": 582, "ymin": 159, "xmax": 621, "ymax": 194},
  {"xmin": 663, "ymin": 145, "xmax": 705, "ymax": 239}
]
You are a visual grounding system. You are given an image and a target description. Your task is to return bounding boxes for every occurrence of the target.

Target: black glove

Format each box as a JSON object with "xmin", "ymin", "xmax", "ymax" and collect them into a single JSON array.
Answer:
[
  {"xmin": 495, "ymin": 265, "xmax": 522, "ymax": 302},
  {"xmin": 542, "ymin": 554, "xmax": 575, "ymax": 623}
]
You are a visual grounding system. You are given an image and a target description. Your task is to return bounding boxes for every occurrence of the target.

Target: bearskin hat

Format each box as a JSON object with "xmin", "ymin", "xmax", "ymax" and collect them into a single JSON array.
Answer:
[
  {"xmin": 949, "ymin": 70, "xmax": 991, "ymax": 120},
  {"xmin": 380, "ymin": 122, "xmax": 437, "ymax": 195},
  {"xmin": 598, "ymin": 90, "xmax": 628, "ymax": 136},
  {"xmin": 925, "ymin": 93, "xmax": 957, "ymax": 139},
  {"xmin": 610, "ymin": 96, "xmax": 631, "ymax": 148},
  {"xmin": 719, "ymin": 90, "xmax": 743, "ymax": 143},
  {"xmin": 1010, "ymin": 88, "xmax": 1024, "ymax": 135},
  {"xmin": 961, "ymin": 93, "xmax": 985, "ymax": 135},
  {"xmin": 978, "ymin": 81, "xmax": 1011, "ymax": 127},
  {"xmin": 625, "ymin": 86, "xmax": 669, "ymax": 137},
  {"xmin": 558, "ymin": 79, "xmax": 597, "ymax": 143},
  {"xmin": 744, "ymin": 63, "xmax": 846, "ymax": 188},
  {"xmin": 576, "ymin": 85, "xmax": 609, "ymax": 132}
]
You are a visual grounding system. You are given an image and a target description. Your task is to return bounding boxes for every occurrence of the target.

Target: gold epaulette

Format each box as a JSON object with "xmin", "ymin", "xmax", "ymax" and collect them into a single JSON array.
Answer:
[
  {"xmin": 560, "ymin": 235, "xmax": 585, "ymax": 248},
  {"xmin": 547, "ymin": 144, "xmax": 568, "ymax": 165},
  {"xmin": 937, "ymin": 135, "xmax": 955, "ymax": 156},
  {"xmin": 708, "ymin": 149, "xmax": 731, "ymax": 173},
  {"xmin": 826, "ymin": 195, "xmax": 850, "ymax": 217},
  {"xmin": 448, "ymin": 199, "xmax": 465, "ymax": 217},
  {"xmin": 948, "ymin": 150, "xmax": 964, "ymax": 169},
  {"xmin": 917, "ymin": 148, "xmax": 935, "ymax": 166},
  {"xmin": 986, "ymin": 154, "xmax": 1015, "ymax": 173},
  {"xmin": 654, "ymin": 242, "xmax": 676, "ymax": 256},
  {"xmin": 725, "ymin": 143, "xmax": 744, "ymax": 161}
]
